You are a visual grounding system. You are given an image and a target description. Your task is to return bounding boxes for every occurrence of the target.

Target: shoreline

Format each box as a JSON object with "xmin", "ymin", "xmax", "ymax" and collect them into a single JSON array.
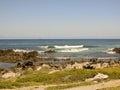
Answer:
[{"xmin": 0, "ymin": 48, "xmax": 119, "ymax": 89}]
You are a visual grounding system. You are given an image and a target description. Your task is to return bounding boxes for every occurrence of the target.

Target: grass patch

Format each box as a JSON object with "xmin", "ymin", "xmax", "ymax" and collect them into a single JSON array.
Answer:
[
  {"xmin": 16, "ymin": 69, "xmax": 97, "ymax": 84},
  {"xmin": 0, "ymin": 80, "xmax": 42, "ymax": 89},
  {"xmin": 0, "ymin": 66, "xmax": 120, "ymax": 89}
]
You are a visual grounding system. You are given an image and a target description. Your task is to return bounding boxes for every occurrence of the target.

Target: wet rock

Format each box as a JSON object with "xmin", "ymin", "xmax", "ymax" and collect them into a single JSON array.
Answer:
[
  {"xmin": 44, "ymin": 50, "xmax": 56, "ymax": 53},
  {"xmin": 23, "ymin": 61, "xmax": 34, "ymax": 67},
  {"xmin": 0, "ymin": 49, "xmax": 38, "ymax": 63},
  {"xmin": 17, "ymin": 62, "xmax": 22, "ymax": 67},
  {"xmin": 113, "ymin": 48, "xmax": 120, "ymax": 54}
]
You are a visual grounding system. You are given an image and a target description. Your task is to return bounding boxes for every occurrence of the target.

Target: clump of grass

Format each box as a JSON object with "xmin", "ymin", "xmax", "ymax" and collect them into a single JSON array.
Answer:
[
  {"xmin": 0, "ymin": 80, "xmax": 42, "ymax": 89},
  {"xmin": 98, "ymin": 66, "xmax": 120, "ymax": 79},
  {"xmin": 16, "ymin": 69, "xmax": 97, "ymax": 84}
]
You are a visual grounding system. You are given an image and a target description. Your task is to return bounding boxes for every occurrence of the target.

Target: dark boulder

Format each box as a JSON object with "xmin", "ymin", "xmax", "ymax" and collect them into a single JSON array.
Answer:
[
  {"xmin": 44, "ymin": 50, "xmax": 56, "ymax": 53},
  {"xmin": 113, "ymin": 48, "xmax": 120, "ymax": 54},
  {"xmin": 83, "ymin": 64, "xmax": 95, "ymax": 69},
  {"xmin": 23, "ymin": 61, "xmax": 34, "ymax": 67}
]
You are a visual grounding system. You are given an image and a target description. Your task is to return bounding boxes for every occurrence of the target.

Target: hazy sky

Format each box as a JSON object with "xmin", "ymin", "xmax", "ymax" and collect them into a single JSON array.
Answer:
[{"xmin": 0, "ymin": 0, "xmax": 120, "ymax": 39}]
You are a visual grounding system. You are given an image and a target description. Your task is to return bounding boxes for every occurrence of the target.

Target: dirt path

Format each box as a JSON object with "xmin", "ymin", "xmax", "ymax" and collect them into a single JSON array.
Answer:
[
  {"xmin": 65, "ymin": 79, "xmax": 120, "ymax": 90},
  {"xmin": 1, "ymin": 79, "xmax": 120, "ymax": 90}
]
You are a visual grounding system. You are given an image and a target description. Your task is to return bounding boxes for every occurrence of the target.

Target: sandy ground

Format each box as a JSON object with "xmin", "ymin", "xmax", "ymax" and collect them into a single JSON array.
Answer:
[
  {"xmin": 65, "ymin": 79, "xmax": 120, "ymax": 90},
  {"xmin": 1, "ymin": 79, "xmax": 120, "ymax": 90}
]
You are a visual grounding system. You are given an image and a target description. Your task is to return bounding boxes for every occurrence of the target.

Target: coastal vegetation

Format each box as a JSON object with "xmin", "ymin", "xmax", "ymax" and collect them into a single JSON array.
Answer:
[{"xmin": 0, "ymin": 66, "xmax": 120, "ymax": 89}]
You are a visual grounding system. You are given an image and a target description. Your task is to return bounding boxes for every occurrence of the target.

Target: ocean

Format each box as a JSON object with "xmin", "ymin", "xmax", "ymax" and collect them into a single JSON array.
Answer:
[{"xmin": 0, "ymin": 39, "xmax": 120, "ymax": 58}]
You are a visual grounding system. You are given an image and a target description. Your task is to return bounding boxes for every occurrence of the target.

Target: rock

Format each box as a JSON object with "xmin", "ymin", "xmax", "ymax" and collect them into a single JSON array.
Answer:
[
  {"xmin": 44, "ymin": 50, "xmax": 56, "ymax": 53},
  {"xmin": 12, "ymin": 67, "xmax": 23, "ymax": 73},
  {"xmin": 48, "ymin": 70, "xmax": 60, "ymax": 74},
  {"xmin": 85, "ymin": 73, "xmax": 108, "ymax": 82},
  {"xmin": 42, "ymin": 64, "xmax": 51, "ymax": 68},
  {"xmin": 72, "ymin": 62, "xmax": 83, "ymax": 69},
  {"xmin": 105, "ymin": 48, "xmax": 116, "ymax": 54},
  {"xmin": 0, "ymin": 68, "xmax": 8, "ymax": 74},
  {"xmin": 94, "ymin": 73, "xmax": 108, "ymax": 79},
  {"xmin": 95, "ymin": 63, "xmax": 101, "ymax": 68},
  {"xmin": 83, "ymin": 64, "xmax": 96, "ymax": 69},
  {"xmin": 2, "ymin": 71, "xmax": 21, "ymax": 79},
  {"xmin": 35, "ymin": 66, "xmax": 42, "ymax": 71},
  {"xmin": 65, "ymin": 64, "xmax": 72, "ymax": 70},
  {"xmin": 23, "ymin": 61, "xmax": 34, "ymax": 67},
  {"xmin": 102, "ymin": 63, "xmax": 109, "ymax": 68},
  {"xmin": 113, "ymin": 48, "xmax": 120, "ymax": 54},
  {"xmin": 17, "ymin": 62, "xmax": 22, "ymax": 67},
  {"xmin": 0, "ymin": 49, "xmax": 38, "ymax": 63}
]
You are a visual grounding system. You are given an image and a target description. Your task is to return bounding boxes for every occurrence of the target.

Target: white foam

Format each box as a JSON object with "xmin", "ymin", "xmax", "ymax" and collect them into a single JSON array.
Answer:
[
  {"xmin": 54, "ymin": 45, "xmax": 84, "ymax": 49},
  {"xmin": 13, "ymin": 49, "xmax": 30, "ymax": 53},
  {"xmin": 105, "ymin": 48, "xmax": 116, "ymax": 54},
  {"xmin": 37, "ymin": 51, "xmax": 44, "ymax": 53},
  {"xmin": 58, "ymin": 48, "xmax": 89, "ymax": 52},
  {"xmin": 39, "ymin": 46, "xmax": 48, "ymax": 49}
]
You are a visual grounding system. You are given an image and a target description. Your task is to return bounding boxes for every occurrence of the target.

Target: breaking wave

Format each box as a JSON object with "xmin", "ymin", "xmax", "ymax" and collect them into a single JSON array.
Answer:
[
  {"xmin": 39, "ymin": 45, "xmax": 84, "ymax": 49},
  {"xmin": 39, "ymin": 46, "xmax": 48, "ymax": 49},
  {"xmin": 38, "ymin": 45, "xmax": 89, "ymax": 53},
  {"xmin": 54, "ymin": 45, "xmax": 84, "ymax": 49},
  {"xmin": 13, "ymin": 49, "xmax": 31, "ymax": 52},
  {"xmin": 104, "ymin": 48, "xmax": 116, "ymax": 54},
  {"xmin": 58, "ymin": 48, "xmax": 89, "ymax": 52}
]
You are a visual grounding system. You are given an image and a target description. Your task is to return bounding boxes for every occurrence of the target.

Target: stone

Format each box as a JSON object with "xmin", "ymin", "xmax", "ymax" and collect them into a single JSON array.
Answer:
[
  {"xmin": 48, "ymin": 70, "xmax": 60, "ymax": 74},
  {"xmin": 2, "ymin": 71, "xmax": 21, "ymax": 79},
  {"xmin": 44, "ymin": 50, "xmax": 56, "ymax": 53},
  {"xmin": 102, "ymin": 63, "xmax": 109, "ymax": 68},
  {"xmin": 65, "ymin": 64, "xmax": 72, "ymax": 70},
  {"xmin": 83, "ymin": 64, "xmax": 95, "ymax": 69},
  {"xmin": 72, "ymin": 62, "xmax": 83, "ymax": 69},
  {"xmin": 36, "ymin": 66, "xmax": 42, "ymax": 71},
  {"xmin": 95, "ymin": 63, "xmax": 101, "ymax": 68},
  {"xmin": 94, "ymin": 73, "xmax": 108, "ymax": 79},
  {"xmin": 85, "ymin": 73, "xmax": 108, "ymax": 82},
  {"xmin": 42, "ymin": 64, "xmax": 51, "ymax": 68}
]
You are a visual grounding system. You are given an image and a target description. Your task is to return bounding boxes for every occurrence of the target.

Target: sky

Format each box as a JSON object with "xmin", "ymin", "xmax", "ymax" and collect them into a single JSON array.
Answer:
[{"xmin": 0, "ymin": 0, "xmax": 120, "ymax": 39}]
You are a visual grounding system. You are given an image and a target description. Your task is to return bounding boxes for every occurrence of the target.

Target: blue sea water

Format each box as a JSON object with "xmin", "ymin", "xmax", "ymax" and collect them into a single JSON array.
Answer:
[{"xmin": 0, "ymin": 39, "xmax": 120, "ymax": 57}]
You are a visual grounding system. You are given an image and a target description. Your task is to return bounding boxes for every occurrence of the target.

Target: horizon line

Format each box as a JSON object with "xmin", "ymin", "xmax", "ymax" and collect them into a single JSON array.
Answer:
[{"xmin": 0, "ymin": 38, "xmax": 120, "ymax": 40}]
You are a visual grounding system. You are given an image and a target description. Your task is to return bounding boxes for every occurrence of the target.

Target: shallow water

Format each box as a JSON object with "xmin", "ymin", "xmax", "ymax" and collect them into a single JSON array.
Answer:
[{"xmin": 0, "ymin": 62, "xmax": 16, "ymax": 70}]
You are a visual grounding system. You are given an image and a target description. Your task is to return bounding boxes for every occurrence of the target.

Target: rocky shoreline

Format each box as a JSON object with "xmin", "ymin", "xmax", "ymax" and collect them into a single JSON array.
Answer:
[{"xmin": 0, "ymin": 48, "xmax": 120, "ymax": 79}]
